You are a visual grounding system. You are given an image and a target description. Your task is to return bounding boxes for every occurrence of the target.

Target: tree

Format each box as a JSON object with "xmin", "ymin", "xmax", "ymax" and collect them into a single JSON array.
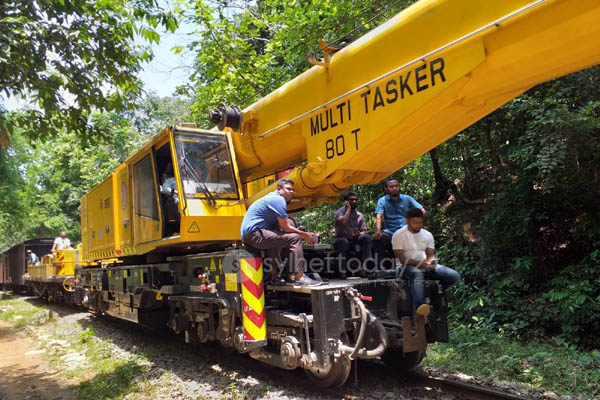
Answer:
[
  {"xmin": 126, "ymin": 92, "xmax": 196, "ymax": 136},
  {"xmin": 0, "ymin": 0, "xmax": 177, "ymax": 141},
  {"xmin": 14, "ymin": 111, "xmax": 148, "ymax": 243},
  {"xmin": 180, "ymin": 0, "xmax": 416, "ymax": 124}
]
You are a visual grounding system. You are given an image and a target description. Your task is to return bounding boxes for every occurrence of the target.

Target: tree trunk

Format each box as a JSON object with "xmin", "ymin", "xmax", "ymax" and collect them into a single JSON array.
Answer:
[{"xmin": 429, "ymin": 147, "xmax": 451, "ymax": 203}]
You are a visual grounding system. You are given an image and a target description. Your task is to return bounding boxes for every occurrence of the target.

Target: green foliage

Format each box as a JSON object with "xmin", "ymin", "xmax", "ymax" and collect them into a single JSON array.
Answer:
[
  {"xmin": 0, "ymin": 0, "xmax": 177, "ymax": 141},
  {"xmin": 543, "ymin": 251, "xmax": 600, "ymax": 347},
  {"xmin": 425, "ymin": 322, "xmax": 600, "ymax": 398},
  {"xmin": 78, "ymin": 325, "xmax": 96, "ymax": 345},
  {"xmin": 180, "ymin": 0, "xmax": 416, "ymax": 123},
  {"xmin": 77, "ymin": 361, "xmax": 145, "ymax": 400},
  {"xmin": 0, "ymin": 101, "xmax": 168, "ymax": 247},
  {"xmin": 428, "ymin": 66, "xmax": 600, "ymax": 346},
  {"xmin": 0, "ymin": 133, "xmax": 28, "ymax": 246},
  {"xmin": 13, "ymin": 112, "xmax": 146, "ymax": 242},
  {"xmin": 126, "ymin": 93, "xmax": 196, "ymax": 136},
  {"xmin": 0, "ymin": 296, "xmax": 47, "ymax": 329}
]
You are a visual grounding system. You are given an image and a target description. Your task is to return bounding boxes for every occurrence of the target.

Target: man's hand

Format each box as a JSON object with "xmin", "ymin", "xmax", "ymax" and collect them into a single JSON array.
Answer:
[
  {"xmin": 302, "ymin": 232, "xmax": 317, "ymax": 244},
  {"xmin": 372, "ymin": 231, "xmax": 382, "ymax": 240},
  {"xmin": 420, "ymin": 259, "xmax": 437, "ymax": 270},
  {"xmin": 344, "ymin": 200, "xmax": 351, "ymax": 210}
]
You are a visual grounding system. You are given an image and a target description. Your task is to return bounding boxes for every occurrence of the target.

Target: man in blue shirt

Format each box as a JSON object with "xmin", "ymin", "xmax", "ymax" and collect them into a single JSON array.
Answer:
[
  {"xmin": 26, "ymin": 249, "xmax": 40, "ymax": 266},
  {"xmin": 241, "ymin": 178, "xmax": 321, "ymax": 286},
  {"xmin": 372, "ymin": 178, "xmax": 426, "ymax": 269}
]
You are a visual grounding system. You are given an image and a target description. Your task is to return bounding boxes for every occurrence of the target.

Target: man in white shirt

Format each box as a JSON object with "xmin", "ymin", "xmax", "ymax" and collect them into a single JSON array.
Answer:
[
  {"xmin": 392, "ymin": 208, "xmax": 460, "ymax": 315},
  {"xmin": 52, "ymin": 231, "xmax": 71, "ymax": 251}
]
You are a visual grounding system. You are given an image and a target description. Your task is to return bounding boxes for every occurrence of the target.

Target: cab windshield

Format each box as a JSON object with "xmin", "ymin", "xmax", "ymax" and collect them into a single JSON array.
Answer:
[{"xmin": 174, "ymin": 132, "xmax": 239, "ymax": 200}]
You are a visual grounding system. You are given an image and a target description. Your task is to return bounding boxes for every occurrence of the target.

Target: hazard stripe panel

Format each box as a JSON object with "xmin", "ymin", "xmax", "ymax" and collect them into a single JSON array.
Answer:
[{"xmin": 240, "ymin": 258, "xmax": 266, "ymax": 341}]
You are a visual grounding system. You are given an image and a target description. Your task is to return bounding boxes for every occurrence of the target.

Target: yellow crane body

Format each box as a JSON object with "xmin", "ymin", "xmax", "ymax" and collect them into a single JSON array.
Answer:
[{"xmin": 227, "ymin": 0, "xmax": 600, "ymax": 209}]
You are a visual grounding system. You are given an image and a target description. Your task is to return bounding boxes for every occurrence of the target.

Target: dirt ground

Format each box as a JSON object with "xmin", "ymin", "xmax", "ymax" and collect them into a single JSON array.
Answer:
[{"xmin": 0, "ymin": 321, "xmax": 74, "ymax": 400}]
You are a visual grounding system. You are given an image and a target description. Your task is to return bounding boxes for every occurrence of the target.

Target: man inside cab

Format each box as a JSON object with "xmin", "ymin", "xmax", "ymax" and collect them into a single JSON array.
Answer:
[
  {"xmin": 241, "ymin": 178, "xmax": 323, "ymax": 287},
  {"xmin": 26, "ymin": 249, "xmax": 40, "ymax": 266}
]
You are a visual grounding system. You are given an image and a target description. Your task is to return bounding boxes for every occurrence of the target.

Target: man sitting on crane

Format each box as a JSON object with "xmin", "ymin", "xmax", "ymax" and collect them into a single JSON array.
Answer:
[
  {"xmin": 392, "ymin": 207, "xmax": 460, "ymax": 316},
  {"xmin": 333, "ymin": 191, "xmax": 372, "ymax": 278},
  {"xmin": 372, "ymin": 178, "xmax": 426, "ymax": 269},
  {"xmin": 241, "ymin": 178, "xmax": 323, "ymax": 286}
]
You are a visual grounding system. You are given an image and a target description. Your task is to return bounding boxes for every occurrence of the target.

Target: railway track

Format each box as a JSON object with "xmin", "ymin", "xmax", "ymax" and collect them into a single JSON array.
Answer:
[
  {"xmin": 410, "ymin": 371, "xmax": 533, "ymax": 400},
  {"xmin": 3, "ymin": 294, "xmax": 541, "ymax": 400}
]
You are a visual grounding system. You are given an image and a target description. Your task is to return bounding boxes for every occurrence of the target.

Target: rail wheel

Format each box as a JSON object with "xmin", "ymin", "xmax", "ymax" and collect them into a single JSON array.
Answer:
[
  {"xmin": 304, "ymin": 356, "xmax": 352, "ymax": 388},
  {"xmin": 381, "ymin": 349, "xmax": 426, "ymax": 371}
]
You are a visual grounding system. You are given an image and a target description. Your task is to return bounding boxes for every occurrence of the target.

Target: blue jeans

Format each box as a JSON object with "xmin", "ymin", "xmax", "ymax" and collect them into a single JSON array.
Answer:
[{"xmin": 401, "ymin": 264, "xmax": 461, "ymax": 307}]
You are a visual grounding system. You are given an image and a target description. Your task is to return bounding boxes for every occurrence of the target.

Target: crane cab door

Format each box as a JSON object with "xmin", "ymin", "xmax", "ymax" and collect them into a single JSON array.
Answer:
[
  {"xmin": 154, "ymin": 140, "xmax": 180, "ymax": 238},
  {"xmin": 132, "ymin": 152, "xmax": 163, "ymax": 244},
  {"xmin": 116, "ymin": 165, "xmax": 133, "ymax": 251}
]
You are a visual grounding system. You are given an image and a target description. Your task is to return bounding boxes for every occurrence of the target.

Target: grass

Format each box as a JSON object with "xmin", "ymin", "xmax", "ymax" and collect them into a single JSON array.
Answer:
[
  {"xmin": 65, "ymin": 326, "xmax": 150, "ymax": 400},
  {"xmin": 0, "ymin": 292, "xmax": 148, "ymax": 400},
  {"xmin": 0, "ymin": 291, "xmax": 48, "ymax": 328},
  {"xmin": 423, "ymin": 322, "xmax": 600, "ymax": 399}
]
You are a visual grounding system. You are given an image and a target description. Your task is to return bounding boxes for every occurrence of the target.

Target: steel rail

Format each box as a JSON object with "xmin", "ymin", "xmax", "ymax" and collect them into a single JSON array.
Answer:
[{"xmin": 412, "ymin": 371, "xmax": 534, "ymax": 400}]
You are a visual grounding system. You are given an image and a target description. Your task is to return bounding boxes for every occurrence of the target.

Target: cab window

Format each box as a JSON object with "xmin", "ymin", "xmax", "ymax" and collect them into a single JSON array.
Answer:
[{"xmin": 174, "ymin": 132, "xmax": 239, "ymax": 200}]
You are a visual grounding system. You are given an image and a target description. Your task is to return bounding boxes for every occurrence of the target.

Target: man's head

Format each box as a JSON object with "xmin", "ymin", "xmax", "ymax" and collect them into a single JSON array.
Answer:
[
  {"xmin": 385, "ymin": 178, "xmax": 400, "ymax": 197},
  {"xmin": 343, "ymin": 191, "xmax": 358, "ymax": 209},
  {"xmin": 406, "ymin": 207, "xmax": 424, "ymax": 233},
  {"xmin": 60, "ymin": 231, "xmax": 67, "ymax": 239},
  {"xmin": 26, "ymin": 249, "xmax": 32, "ymax": 254},
  {"xmin": 276, "ymin": 178, "xmax": 296, "ymax": 203}
]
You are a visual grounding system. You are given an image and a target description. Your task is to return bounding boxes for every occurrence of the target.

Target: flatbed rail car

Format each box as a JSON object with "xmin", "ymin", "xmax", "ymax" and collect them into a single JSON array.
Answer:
[
  {"xmin": 0, "ymin": 238, "xmax": 53, "ymax": 294},
  {"xmin": 24, "ymin": 248, "xmax": 78, "ymax": 303}
]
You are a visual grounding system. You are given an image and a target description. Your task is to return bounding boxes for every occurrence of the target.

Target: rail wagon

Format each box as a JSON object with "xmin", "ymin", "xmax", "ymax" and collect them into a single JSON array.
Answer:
[{"xmin": 0, "ymin": 238, "xmax": 54, "ymax": 293}]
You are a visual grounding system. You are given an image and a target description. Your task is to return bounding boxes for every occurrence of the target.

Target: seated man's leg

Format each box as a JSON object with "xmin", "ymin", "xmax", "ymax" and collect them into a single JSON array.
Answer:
[
  {"xmin": 379, "ymin": 232, "xmax": 394, "ymax": 269},
  {"xmin": 373, "ymin": 234, "xmax": 388, "ymax": 269},
  {"xmin": 357, "ymin": 234, "xmax": 372, "ymax": 266},
  {"xmin": 333, "ymin": 237, "xmax": 350, "ymax": 276},
  {"xmin": 402, "ymin": 265, "xmax": 426, "ymax": 307},
  {"xmin": 426, "ymin": 264, "xmax": 461, "ymax": 290},
  {"xmin": 243, "ymin": 229, "xmax": 302, "ymax": 279}
]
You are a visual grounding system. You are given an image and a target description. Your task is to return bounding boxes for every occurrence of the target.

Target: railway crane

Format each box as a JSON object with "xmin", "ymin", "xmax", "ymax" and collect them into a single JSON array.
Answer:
[{"xmin": 25, "ymin": 0, "xmax": 600, "ymax": 387}]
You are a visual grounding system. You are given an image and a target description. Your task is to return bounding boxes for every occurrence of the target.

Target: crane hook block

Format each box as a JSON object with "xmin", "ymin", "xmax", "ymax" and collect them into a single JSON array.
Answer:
[{"xmin": 209, "ymin": 104, "xmax": 242, "ymax": 132}]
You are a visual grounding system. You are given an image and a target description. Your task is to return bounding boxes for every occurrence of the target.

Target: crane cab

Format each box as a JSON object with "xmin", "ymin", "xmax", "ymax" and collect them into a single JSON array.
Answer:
[{"xmin": 81, "ymin": 125, "xmax": 246, "ymax": 263}]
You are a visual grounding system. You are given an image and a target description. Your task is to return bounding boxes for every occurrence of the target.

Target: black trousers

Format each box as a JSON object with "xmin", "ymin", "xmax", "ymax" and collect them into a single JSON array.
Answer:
[
  {"xmin": 333, "ymin": 234, "xmax": 372, "ymax": 272},
  {"xmin": 372, "ymin": 232, "xmax": 395, "ymax": 269}
]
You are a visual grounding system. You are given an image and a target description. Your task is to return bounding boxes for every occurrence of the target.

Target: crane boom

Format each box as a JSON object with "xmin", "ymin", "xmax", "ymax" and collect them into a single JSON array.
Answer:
[{"xmin": 212, "ymin": 0, "xmax": 600, "ymax": 209}]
